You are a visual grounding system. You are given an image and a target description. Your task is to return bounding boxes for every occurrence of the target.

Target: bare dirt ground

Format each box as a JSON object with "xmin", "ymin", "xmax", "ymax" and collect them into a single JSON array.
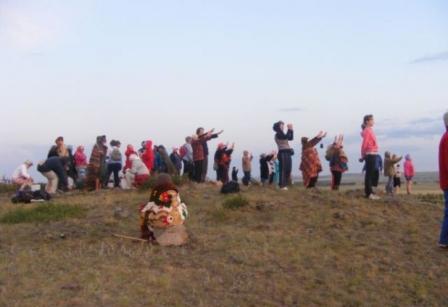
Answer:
[{"xmin": 0, "ymin": 182, "xmax": 447, "ymax": 307}]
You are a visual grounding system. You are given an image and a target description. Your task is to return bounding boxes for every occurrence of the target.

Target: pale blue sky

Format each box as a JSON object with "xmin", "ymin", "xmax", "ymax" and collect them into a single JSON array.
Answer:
[{"xmin": 0, "ymin": 0, "xmax": 447, "ymax": 178}]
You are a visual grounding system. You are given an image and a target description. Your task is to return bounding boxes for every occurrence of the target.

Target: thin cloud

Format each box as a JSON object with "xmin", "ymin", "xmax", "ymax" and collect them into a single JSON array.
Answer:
[
  {"xmin": 410, "ymin": 51, "xmax": 448, "ymax": 64},
  {"xmin": 0, "ymin": 3, "xmax": 61, "ymax": 52}
]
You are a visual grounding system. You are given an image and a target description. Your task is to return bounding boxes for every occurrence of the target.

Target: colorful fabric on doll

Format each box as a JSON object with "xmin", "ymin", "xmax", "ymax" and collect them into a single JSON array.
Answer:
[{"xmin": 139, "ymin": 183, "xmax": 188, "ymax": 239}]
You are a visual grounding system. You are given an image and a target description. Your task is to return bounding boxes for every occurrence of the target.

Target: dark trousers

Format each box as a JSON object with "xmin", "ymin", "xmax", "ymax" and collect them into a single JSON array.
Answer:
[
  {"xmin": 201, "ymin": 157, "xmax": 208, "ymax": 182},
  {"xmin": 183, "ymin": 160, "xmax": 194, "ymax": 180},
  {"xmin": 106, "ymin": 163, "xmax": 121, "ymax": 187},
  {"xmin": 217, "ymin": 165, "xmax": 229, "ymax": 184},
  {"xmin": 373, "ymin": 170, "xmax": 380, "ymax": 187},
  {"xmin": 364, "ymin": 154, "xmax": 377, "ymax": 197},
  {"xmin": 439, "ymin": 190, "xmax": 448, "ymax": 245},
  {"xmin": 278, "ymin": 151, "xmax": 292, "ymax": 188},
  {"xmin": 194, "ymin": 160, "xmax": 203, "ymax": 183},
  {"xmin": 331, "ymin": 171, "xmax": 342, "ymax": 190},
  {"xmin": 307, "ymin": 176, "xmax": 319, "ymax": 188},
  {"xmin": 243, "ymin": 171, "xmax": 251, "ymax": 186}
]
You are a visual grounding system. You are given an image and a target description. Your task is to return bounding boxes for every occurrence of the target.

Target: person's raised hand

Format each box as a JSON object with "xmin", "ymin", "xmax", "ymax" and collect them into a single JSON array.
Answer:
[{"xmin": 287, "ymin": 124, "xmax": 293, "ymax": 130}]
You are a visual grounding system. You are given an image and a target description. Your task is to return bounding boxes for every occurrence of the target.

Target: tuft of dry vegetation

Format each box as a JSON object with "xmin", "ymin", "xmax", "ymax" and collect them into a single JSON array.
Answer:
[{"xmin": 0, "ymin": 183, "xmax": 447, "ymax": 306}]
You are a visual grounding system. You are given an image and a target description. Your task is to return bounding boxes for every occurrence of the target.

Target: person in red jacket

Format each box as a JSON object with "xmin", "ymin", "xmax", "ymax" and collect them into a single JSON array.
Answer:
[
  {"xmin": 141, "ymin": 140, "xmax": 154, "ymax": 174},
  {"xmin": 123, "ymin": 145, "xmax": 137, "ymax": 174},
  {"xmin": 438, "ymin": 112, "xmax": 448, "ymax": 248}
]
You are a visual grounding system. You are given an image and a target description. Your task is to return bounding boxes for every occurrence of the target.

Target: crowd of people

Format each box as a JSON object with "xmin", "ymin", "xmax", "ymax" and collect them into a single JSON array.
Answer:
[
  {"xmin": 8, "ymin": 112, "xmax": 448, "ymax": 248},
  {"xmin": 10, "ymin": 119, "xmax": 419, "ymax": 197}
]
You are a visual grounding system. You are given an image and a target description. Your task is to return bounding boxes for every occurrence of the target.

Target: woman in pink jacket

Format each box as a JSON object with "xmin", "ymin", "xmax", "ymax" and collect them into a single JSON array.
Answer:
[
  {"xmin": 360, "ymin": 114, "xmax": 380, "ymax": 200},
  {"xmin": 404, "ymin": 154, "xmax": 415, "ymax": 195}
]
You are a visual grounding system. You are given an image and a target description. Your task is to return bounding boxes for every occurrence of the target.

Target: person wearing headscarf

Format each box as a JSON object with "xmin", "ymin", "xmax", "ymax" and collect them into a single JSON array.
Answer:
[
  {"xmin": 214, "ymin": 143, "xmax": 234, "ymax": 184},
  {"xmin": 105, "ymin": 140, "xmax": 123, "ymax": 188},
  {"xmin": 300, "ymin": 131, "xmax": 326, "ymax": 188},
  {"xmin": 123, "ymin": 144, "xmax": 138, "ymax": 174},
  {"xmin": 124, "ymin": 154, "xmax": 150, "ymax": 189},
  {"xmin": 86, "ymin": 135, "xmax": 108, "ymax": 191},
  {"xmin": 141, "ymin": 140, "xmax": 154, "ymax": 174}
]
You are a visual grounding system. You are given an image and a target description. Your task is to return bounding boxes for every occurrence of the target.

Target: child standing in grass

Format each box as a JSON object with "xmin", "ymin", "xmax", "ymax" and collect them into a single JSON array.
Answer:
[
  {"xmin": 384, "ymin": 151, "xmax": 402, "ymax": 195},
  {"xmin": 326, "ymin": 135, "xmax": 349, "ymax": 191},
  {"xmin": 300, "ymin": 131, "xmax": 327, "ymax": 188},
  {"xmin": 260, "ymin": 152, "xmax": 275, "ymax": 185},
  {"xmin": 394, "ymin": 164, "xmax": 402, "ymax": 194},
  {"xmin": 242, "ymin": 151, "xmax": 253, "ymax": 186},
  {"xmin": 404, "ymin": 154, "xmax": 415, "ymax": 195},
  {"xmin": 214, "ymin": 143, "xmax": 234, "ymax": 184}
]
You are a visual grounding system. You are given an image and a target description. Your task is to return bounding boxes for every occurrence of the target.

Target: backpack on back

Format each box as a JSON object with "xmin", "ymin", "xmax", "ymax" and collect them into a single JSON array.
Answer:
[
  {"xmin": 179, "ymin": 145, "xmax": 188, "ymax": 159},
  {"xmin": 111, "ymin": 148, "xmax": 122, "ymax": 162}
]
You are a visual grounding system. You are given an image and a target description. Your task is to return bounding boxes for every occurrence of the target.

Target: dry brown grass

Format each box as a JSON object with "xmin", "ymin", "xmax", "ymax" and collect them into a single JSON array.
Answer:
[{"xmin": 0, "ymin": 183, "xmax": 447, "ymax": 307}]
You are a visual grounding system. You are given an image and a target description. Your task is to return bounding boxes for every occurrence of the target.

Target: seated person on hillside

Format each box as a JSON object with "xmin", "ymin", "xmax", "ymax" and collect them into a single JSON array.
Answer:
[
  {"xmin": 37, "ymin": 156, "xmax": 69, "ymax": 194},
  {"xmin": 12, "ymin": 160, "xmax": 34, "ymax": 190},
  {"xmin": 124, "ymin": 154, "xmax": 150, "ymax": 189}
]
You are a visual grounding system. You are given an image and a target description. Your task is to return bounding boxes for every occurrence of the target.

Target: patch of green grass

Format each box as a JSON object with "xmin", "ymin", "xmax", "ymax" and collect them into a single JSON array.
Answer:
[
  {"xmin": 172, "ymin": 174, "xmax": 189, "ymax": 186},
  {"xmin": 0, "ymin": 183, "xmax": 17, "ymax": 194},
  {"xmin": 138, "ymin": 174, "xmax": 189, "ymax": 192},
  {"xmin": 222, "ymin": 195, "xmax": 250, "ymax": 210},
  {"xmin": 417, "ymin": 193, "xmax": 444, "ymax": 204},
  {"xmin": 0, "ymin": 204, "xmax": 87, "ymax": 224}
]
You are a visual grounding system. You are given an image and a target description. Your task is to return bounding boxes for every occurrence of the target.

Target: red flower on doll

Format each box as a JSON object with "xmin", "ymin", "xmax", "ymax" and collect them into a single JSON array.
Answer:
[{"xmin": 159, "ymin": 192, "xmax": 171, "ymax": 204}]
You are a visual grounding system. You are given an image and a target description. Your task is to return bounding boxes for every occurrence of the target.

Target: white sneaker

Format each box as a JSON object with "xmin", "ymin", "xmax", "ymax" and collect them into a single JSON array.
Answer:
[
  {"xmin": 281, "ymin": 187, "xmax": 289, "ymax": 191},
  {"xmin": 368, "ymin": 194, "xmax": 380, "ymax": 200}
]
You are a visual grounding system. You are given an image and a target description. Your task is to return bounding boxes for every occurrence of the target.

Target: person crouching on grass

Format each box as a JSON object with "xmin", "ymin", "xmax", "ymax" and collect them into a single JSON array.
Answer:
[
  {"xmin": 438, "ymin": 112, "xmax": 448, "ymax": 249},
  {"xmin": 11, "ymin": 160, "xmax": 34, "ymax": 190},
  {"xmin": 299, "ymin": 131, "xmax": 327, "ymax": 189},
  {"xmin": 326, "ymin": 135, "xmax": 349, "ymax": 191}
]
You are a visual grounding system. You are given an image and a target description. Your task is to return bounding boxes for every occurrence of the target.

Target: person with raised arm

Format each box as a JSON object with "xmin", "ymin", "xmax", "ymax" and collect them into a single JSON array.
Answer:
[
  {"xmin": 192, "ymin": 128, "xmax": 223, "ymax": 183},
  {"xmin": 300, "ymin": 131, "xmax": 327, "ymax": 188},
  {"xmin": 273, "ymin": 121, "xmax": 294, "ymax": 190},
  {"xmin": 326, "ymin": 135, "xmax": 349, "ymax": 191}
]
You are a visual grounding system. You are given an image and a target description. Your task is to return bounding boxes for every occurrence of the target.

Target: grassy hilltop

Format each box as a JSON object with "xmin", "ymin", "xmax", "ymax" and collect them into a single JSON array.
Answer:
[{"xmin": 0, "ymin": 182, "xmax": 447, "ymax": 307}]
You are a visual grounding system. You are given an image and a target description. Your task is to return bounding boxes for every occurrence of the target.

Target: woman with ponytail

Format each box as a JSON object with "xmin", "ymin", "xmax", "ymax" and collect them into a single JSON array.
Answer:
[{"xmin": 360, "ymin": 115, "xmax": 380, "ymax": 200}]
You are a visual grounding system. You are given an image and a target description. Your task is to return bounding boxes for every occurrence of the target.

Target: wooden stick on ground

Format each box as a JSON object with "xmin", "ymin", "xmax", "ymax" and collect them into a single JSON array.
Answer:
[{"xmin": 112, "ymin": 233, "xmax": 148, "ymax": 243}]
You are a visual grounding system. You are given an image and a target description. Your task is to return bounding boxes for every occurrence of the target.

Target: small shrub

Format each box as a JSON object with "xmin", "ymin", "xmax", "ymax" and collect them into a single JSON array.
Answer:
[
  {"xmin": 138, "ymin": 176, "xmax": 159, "ymax": 191},
  {"xmin": 172, "ymin": 174, "xmax": 189, "ymax": 186},
  {"xmin": 0, "ymin": 204, "xmax": 87, "ymax": 224},
  {"xmin": 138, "ymin": 174, "xmax": 189, "ymax": 192},
  {"xmin": 222, "ymin": 195, "xmax": 250, "ymax": 210}
]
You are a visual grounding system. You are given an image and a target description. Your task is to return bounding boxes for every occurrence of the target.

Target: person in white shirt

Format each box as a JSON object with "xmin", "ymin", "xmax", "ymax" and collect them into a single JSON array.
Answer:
[
  {"xmin": 12, "ymin": 160, "xmax": 34, "ymax": 190},
  {"xmin": 124, "ymin": 154, "xmax": 150, "ymax": 189}
]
